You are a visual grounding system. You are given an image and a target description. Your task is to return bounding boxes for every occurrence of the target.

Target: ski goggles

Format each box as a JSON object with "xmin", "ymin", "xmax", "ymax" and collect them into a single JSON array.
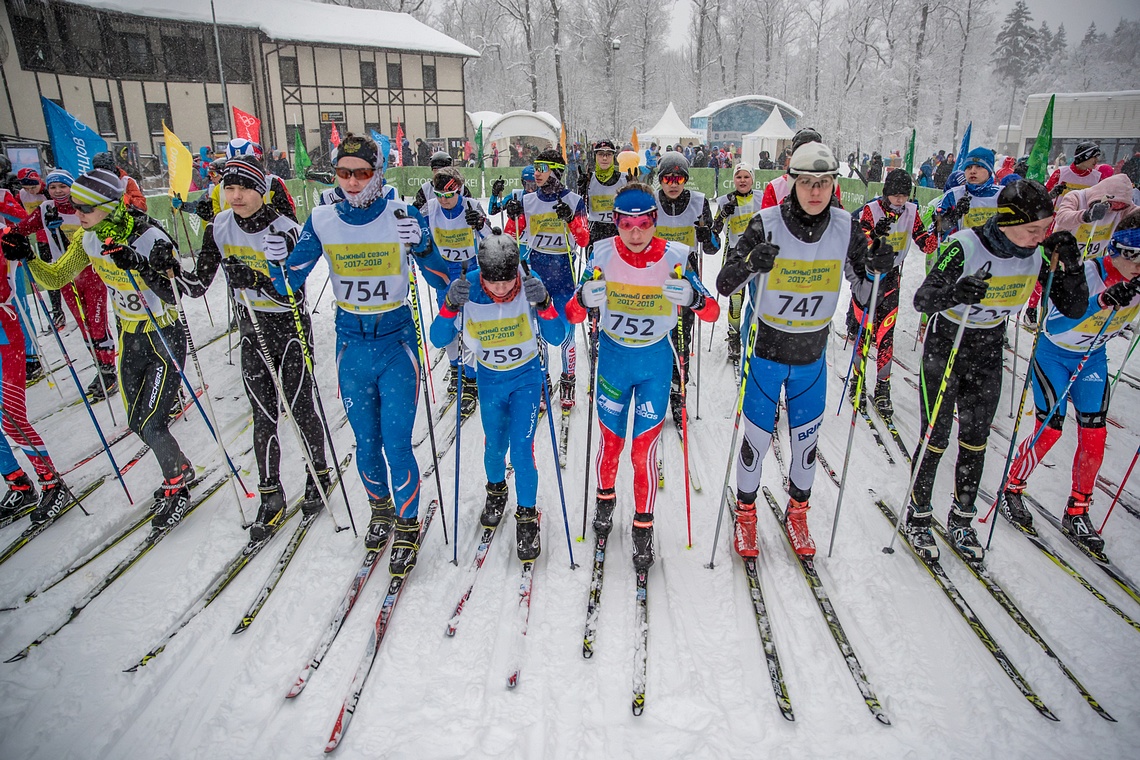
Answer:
[
  {"xmin": 659, "ymin": 173, "xmax": 687, "ymax": 186},
  {"xmin": 616, "ymin": 212, "xmax": 656, "ymax": 231},
  {"xmin": 433, "ymin": 189, "xmax": 460, "ymax": 199},
  {"xmin": 794, "ymin": 175, "xmax": 835, "ymax": 190},
  {"xmin": 1110, "ymin": 229, "xmax": 1140, "ymax": 261},
  {"xmin": 72, "ymin": 201, "xmax": 114, "ymax": 214},
  {"xmin": 335, "ymin": 167, "xmax": 375, "ymax": 180},
  {"xmin": 534, "ymin": 161, "xmax": 565, "ymax": 173}
]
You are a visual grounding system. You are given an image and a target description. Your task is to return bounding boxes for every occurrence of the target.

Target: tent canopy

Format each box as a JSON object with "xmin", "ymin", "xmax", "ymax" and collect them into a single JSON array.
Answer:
[
  {"xmin": 486, "ymin": 110, "xmax": 561, "ymax": 146},
  {"xmin": 641, "ymin": 103, "xmax": 703, "ymax": 146},
  {"xmin": 741, "ymin": 107, "xmax": 796, "ymax": 164}
]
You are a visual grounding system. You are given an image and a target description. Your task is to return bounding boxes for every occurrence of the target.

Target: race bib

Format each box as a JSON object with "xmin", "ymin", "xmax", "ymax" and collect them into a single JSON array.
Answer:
[
  {"xmin": 529, "ymin": 213, "xmax": 567, "ymax": 252},
  {"xmin": 656, "ymin": 225, "xmax": 696, "ymax": 247},
  {"xmin": 433, "ymin": 226, "xmax": 475, "ymax": 262},
  {"xmin": 466, "ymin": 314, "xmax": 536, "ymax": 369}
]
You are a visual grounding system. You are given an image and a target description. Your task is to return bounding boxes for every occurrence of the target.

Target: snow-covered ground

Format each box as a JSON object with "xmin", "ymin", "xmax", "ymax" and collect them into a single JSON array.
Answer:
[{"xmin": 2, "ymin": 204, "xmax": 1139, "ymax": 759}]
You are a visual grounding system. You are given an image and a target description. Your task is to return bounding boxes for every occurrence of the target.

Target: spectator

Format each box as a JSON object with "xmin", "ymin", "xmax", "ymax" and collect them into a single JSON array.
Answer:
[
  {"xmin": 933, "ymin": 152, "xmax": 954, "ymax": 189},
  {"xmin": 867, "ymin": 152, "xmax": 884, "ymax": 182},
  {"xmin": 756, "ymin": 151, "xmax": 776, "ymax": 170},
  {"xmin": 491, "ymin": 143, "xmax": 500, "ymax": 167},
  {"xmin": 402, "ymin": 139, "xmax": 414, "ymax": 167},
  {"xmin": 267, "ymin": 149, "xmax": 292, "ymax": 180},
  {"xmin": 415, "ymin": 137, "xmax": 431, "ymax": 166}
]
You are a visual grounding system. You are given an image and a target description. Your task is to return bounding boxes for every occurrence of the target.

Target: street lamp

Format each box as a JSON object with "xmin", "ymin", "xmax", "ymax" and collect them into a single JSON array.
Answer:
[{"xmin": 611, "ymin": 37, "xmax": 622, "ymax": 138}]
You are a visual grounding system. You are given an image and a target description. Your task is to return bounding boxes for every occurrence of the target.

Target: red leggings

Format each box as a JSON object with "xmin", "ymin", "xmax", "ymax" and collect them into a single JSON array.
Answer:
[
  {"xmin": 0, "ymin": 307, "xmax": 53, "ymax": 478},
  {"xmin": 60, "ymin": 265, "xmax": 113, "ymax": 365}
]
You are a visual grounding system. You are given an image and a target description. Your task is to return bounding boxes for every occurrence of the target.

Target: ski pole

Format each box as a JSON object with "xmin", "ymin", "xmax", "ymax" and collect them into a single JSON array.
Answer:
[
  {"xmin": 707, "ymin": 273, "xmax": 764, "ymax": 569},
  {"xmin": 1100, "ymin": 443, "xmax": 1140, "ymax": 533},
  {"xmin": 1108, "ymin": 321, "xmax": 1140, "ymax": 401},
  {"xmin": 173, "ymin": 200, "xmax": 214, "ymax": 327},
  {"xmin": 669, "ymin": 266, "xmax": 694, "ymax": 548},
  {"xmin": 837, "ymin": 289, "xmax": 875, "ymax": 416},
  {"xmin": 695, "ymin": 310, "xmax": 702, "ymax": 420},
  {"xmin": 0, "ymin": 403, "xmax": 90, "ymax": 517},
  {"xmin": 452, "ymin": 262, "xmax": 469, "ymax": 565},
  {"xmin": 236, "ymin": 291, "xmax": 345, "ymax": 532},
  {"xmin": 579, "ymin": 267, "xmax": 602, "ymax": 542},
  {"xmin": 521, "ymin": 261, "xmax": 575, "ymax": 568},
  {"xmin": 310, "ymin": 272, "xmax": 331, "ymax": 315},
  {"xmin": 1009, "ymin": 315, "xmax": 1020, "ymax": 418},
  {"xmin": 13, "ymin": 259, "xmax": 64, "ymax": 400},
  {"xmin": 828, "ymin": 271, "xmax": 882, "ymax": 558}
]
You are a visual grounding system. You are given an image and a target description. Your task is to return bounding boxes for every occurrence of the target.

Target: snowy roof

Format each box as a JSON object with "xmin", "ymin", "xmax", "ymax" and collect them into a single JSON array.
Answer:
[
  {"xmin": 690, "ymin": 95, "xmax": 804, "ymax": 120},
  {"xmin": 64, "ymin": 0, "xmax": 480, "ymax": 57},
  {"xmin": 467, "ymin": 111, "xmax": 502, "ymax": 130},
  {"xmin": 485, "ymin": 111, "xmax": 561, "ymax": 144},
  {"xmin": 641, "ymin": 103, "xmax": 703, "ymax": 143},
  {"xmin": 1026, "ymin": 90, "xmax": 1140, "ymax": 100},
  {"xmin": 743, "ymin": 107, "xmax": 796, "ymax": 139}
]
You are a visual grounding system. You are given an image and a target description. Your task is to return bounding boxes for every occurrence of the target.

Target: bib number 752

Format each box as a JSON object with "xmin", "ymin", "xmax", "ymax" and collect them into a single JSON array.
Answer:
[{"xmin": 609, "ymin": 313, "xmax": 656, "ymax": 338}]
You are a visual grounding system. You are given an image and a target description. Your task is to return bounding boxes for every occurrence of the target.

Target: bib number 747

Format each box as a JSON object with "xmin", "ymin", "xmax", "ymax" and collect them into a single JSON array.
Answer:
[{"xmin": 775, "ymin": 294, "xmax": 824, "ymax": 319}]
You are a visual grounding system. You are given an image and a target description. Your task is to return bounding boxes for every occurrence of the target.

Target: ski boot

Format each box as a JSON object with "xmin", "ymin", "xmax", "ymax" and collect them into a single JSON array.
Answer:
[
  {"xmin": 726, "ymin": 328, "xmax": 741, "ymax": 365},
  {"xmin": 592, "ymin": 488, "xmax": 616, "ymax": 537},
  {"xmin": 301, "ymin": 468, "xmax": 333, "ymax": 517},
  {"xmin": 459, "ymin": 378, "xmax": 478, "ymax": 420},
  {"xmin": 30, "ymin": 472, "xmax": 69, "ymax": 526},
  {"xmin": 86, "ymin": 362, "xmax": 119, "ymax": 401},
  {"xmin": 52, "ymin": 309, "xmax": 67, "ymax": 330},
  {"xmin": 168, "ymin": 386, "xmax": 188, "ymax": 422},
  {"xmin": 249, "ymin": 482, "xmax": 287, "ymax": 543},
  {"xmin": 0, "ymin": 470, "xmax": 37, "ymax": 520},
  {"xmin": 947, "ymin": 501, "xmax": 985, "ymax": 562},
  {"xmin": 1062, "ymin": 494, "xmax": 1105, "ymax": 556},
  {"xmin": 905, "ymin": 500, "xmax": 939, "ymax": 561},
  {"xmin": 559, "ymin": 372, "xmax": 576, "ymax": 411},
  {"xmin": 873, "ymin": 380, "xmax": 893, "ymax": 419},
  {"xmin": 25, "ymin": 357, "xmax": 43, "ymax": 384},
  {"xmin": 670, "ymin": 388, "xmax": 685, "ymax": 429},
  {"xmin": 999, "ymin": 478, "xmax": 1033, "ymax": 529},
  {"xmin": 152, "ymin": 474, "xmax": 192, "ymax": 529},
  {"xmin": 733, "ymin": 498, "xmax": 759, "ymax": 558},
  {"xmin": 1023, "ymin": 305, "xmax": 1038, "ymax": 332},
  {"xmin": 784, "ymin": 497, "xmax": 815, "ymax": 557},
  {"xmin": 389, "ymin": 515, "xmax": 422, "ymax": 576},
  {"xmin": 481, "ymin": 481, "xmax": 509, "ymax": 527},
  {"xmin": 364, "ymin": 496, "xmax": 396, "ymax": 550},
  {"xmin": 445, "ymin": 365, "xmax": 459, "ymax": 397},
  {"xmin": 538, "ymin": 374, "xmax": 553, "ymax": 416},
  {"xmin": 515, "ymin": 506, "xmax": 541, "ymax": 561},
  {"xmin": 632, "ymin": 512, "xmax": 655, "ymax": 570},
  {"xmin": 847, "ymin": 374, "xmax": 865, "ymax": 411}
]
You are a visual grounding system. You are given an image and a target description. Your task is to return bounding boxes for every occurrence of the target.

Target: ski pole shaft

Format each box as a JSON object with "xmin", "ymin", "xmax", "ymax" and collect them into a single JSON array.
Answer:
[
  {"xmin": 1109, "ymin": 321, "xmax": 1140, "ymax": 401},
  {"xmin": 1100, "ymin": 444, "xmax": 1140, "ymax": 534},
  {"xmin": 580, "ymin": 268, "xmax": 602, "ymax": 542},
  {"xmin": 14, "ymin": 259, "xmax": 64, "ymax": 400},
  {"xmin": 60, "ymin": 280, "xmax": 117, "ymax": 426},
  {"xmin": 452, "ymin": 262, "xmax": 469, "ymax": 565},
  {"xmin": 1009, "ymin": 315, "xmax": 1020, "ymax": 418},
  {"xmin": 174, "ymin": 206, "xmax": 214, "ymax": 328},
  {"xmin": 671, "ymin": 265, "xmax": 693, "ymax": 548},
  {"xmin": 311, "ymin": 272, "xmax": 331, "ymax": 314}
]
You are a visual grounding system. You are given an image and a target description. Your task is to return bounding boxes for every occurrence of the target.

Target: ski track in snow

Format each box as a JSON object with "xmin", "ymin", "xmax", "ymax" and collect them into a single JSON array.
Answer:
[{"xmin": 1, "ymin": 212, "xmax": 1139, "ymax": 758}]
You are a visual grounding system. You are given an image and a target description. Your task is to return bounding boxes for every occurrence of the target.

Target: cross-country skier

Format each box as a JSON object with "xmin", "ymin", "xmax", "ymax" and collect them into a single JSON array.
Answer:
[
  {"xmin": 488, "ymin": 166, "xmax": 537, "ymax": 219},
  {"xmin": 2, "ymin": 168, "xmax": 203, "ymax": 527},
  {"xmin": 196, "ymin": 140, "xmax": 296, "ymax": 223},
  {"xmin": 167, "ymin": 156, "xmax": 332, "ymax": 542},
  {"xmin": 412, "ymin": 151, "xmax": 470, "ymax": 210},
  {"xmin": 268, "ymin": 133, "xmax": 450, "ymax": 576},
  {"xmin": 716, "ymin": 142, "xmax": 878, "ymax": 558},
  {"xmin": 567, "ymin": 182, "xmax": 719, "ymax": 569},
  {"xmin": 1053, "ymin": 173, "xmax": 1137, "ymax": 259},
  {"xmin": 760, "ymin": 128, "xmax": 843, "ymax": 209},
  {"xmin": 1046, "ymin": 141, "xmax": 1114, "ymax": 201},
  {"xmin": 906, "ymin": 179, "xmax": 1089, "ymax": 562},
  {"xmin": 1000, "ymin": 214, "xmax": 1140, "ymax": 554},
  {"xmin": 712, "ymin": 162, "xmax": 760, "ymax": 364},
  {"xmin": 577, "ymin": 140, "xmax": 628, "ymax": 246},
  {"xmin": 0, "ymin": 164, "xmax": 43, "ymax": 382},
  {"xmin": 934, "ymin": 147, "xmax": 1000, "ymax": 237},
  {"xmin": 429, "ymin": 230, "xmax": 564, "ymax": 559}
]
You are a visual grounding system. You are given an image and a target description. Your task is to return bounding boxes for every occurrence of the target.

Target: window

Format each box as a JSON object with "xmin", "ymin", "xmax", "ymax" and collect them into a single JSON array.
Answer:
[
  {"xmin": 217, "ymin": 29, "xmax": 252, "ymax": 81},
  {"xmin": 279, "ymin": 56, "xmax": 299, "ymax": 85},
  {"xmin": 360, "ymin": 61, "xmax": 377, "ymax": 88},
  {"xmin": 11, "ymin": 15, "xmax": 54, "ymax": 71},
  {"xmin": 386, "ymin": 62, "xmax": 403, "ymax": 90},
  {"xmin": 146, "ymin": 103, "xmax": 172, "ymax": 135},
  {"xmin": 163, "ymin": 34, "xmax": 196, "ymax": 78},
  {"xmin": 426, "ymin": 121, "xmax": 439, "ymax": 139},
  {"xmin": 422, "ymin": 64, "xmax": 437, "ymax": 91},
  {"xmin": 123, "ymin": 33, "xmax": 151, "ymax": 75},
  {"xmin": 391, "ymin": 122, "xmax": 403, "ymax": 138},
  {"xmin": 94, "ymin": 102, "xmax": 117, "ymax": 136},
  {"xmin": 207, "ymin": 104, "xmax": 228, "ymax": 134},
  {"xmin": 286, "ymin": 125, "xmax": 305, "ymax": 155}
]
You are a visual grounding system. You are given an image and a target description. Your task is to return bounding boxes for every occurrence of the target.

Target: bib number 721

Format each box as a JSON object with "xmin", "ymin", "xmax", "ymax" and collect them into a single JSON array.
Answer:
[{"xmin": 775, "ymin": 294, "xmax": 824, "ymax": 319}]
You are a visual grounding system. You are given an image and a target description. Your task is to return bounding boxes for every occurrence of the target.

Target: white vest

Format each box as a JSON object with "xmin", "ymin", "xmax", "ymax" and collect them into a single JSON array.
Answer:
[
  {"xmin": 768, "ymin": 175, "xmax": 792, "ymax": 206},
  {"xmin": 1045, "ymin": 260, "xmax": 1140, "ymax": 353},
  {"xmin": 38, "ymin": 200, "xmax": 81, "ymax": 261},
  {"xmin": 523, "ymin": 191, "xmax": 582, "ymax": 255},
  {"xmin": 867, "ymin": 200, "xmax": 917, "ymax": 268},
  {"xmin": 84, "ymin": 226, "xmax": 176, "ymax": 324},
  {"xmin": 212, "ymin": 210, "xmax": 300, "ymax": 313},
  {"xmin": 720, "ymin": 191, "xmax": 759, "ymax": 248},
  {"xmin": 1058, "ymin": 165, "xmax": 1100, "ymax": 196},
  {"xmin": 424, "ymin": 198, "xmax": 484, "ymax": 264},
  {"xmin": 586, "ymin": 173, "xmax": 628, "ymax": 224},
  {"xmin": 949, "ymin": 186, "xmax": 1000, "ymax": 229},
  {"xmin": 942, "ymin": 228, "xmax": 1038, "ymax": 328},
  {"xmin": 308, "ymin": 203, "xmax": 410, "ymax": 315},
  {"xmin": 462, "ymin": 275, "xmax": 540, "ymax": 370},
  {"xmin": 592, "ymin": 237, "xmax": 689, "ymax": 347},
  {"xmin": 756, "ymin": 205, "xmax": 848, "ymax": 333},
  {"xmin": 656, "ymin": 191, "xmax": 705, "ymax": 249}
]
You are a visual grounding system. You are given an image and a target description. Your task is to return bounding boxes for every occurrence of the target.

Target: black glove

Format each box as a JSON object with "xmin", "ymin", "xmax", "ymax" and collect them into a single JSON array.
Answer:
[
  {"xmin": 221, "ymin": 257, "xmax": 264, "ymax": 291},
  {"xmin": 103, "ymin": 239, "xmax": 146, "ymax": 271},
  {"xmin": 464, "ymin": 206, "xmax": 485, "ymax": 230},
  {"xmin": 873, "ymin": 216, "xmax": 893, "ymax": 238},
  {"xmin": 952, "ymin": 272, "xmax": 990, "ymax": 305},
  {"xmin": 491, "ymin": 177, "xmax": 505, "ymax": 197},
  {"xmin": 865, "ymin": 237, "xmax": 897, "ymax": 274},
  {"xmin": 695, "ymin": 221, "xmax": 713, "ymax": 246},
  {"xmin": 505, "ymin": 197, "xmax": 523, "ymax": 220},
  {"xmin": 743, "ymin": 233, "xmax": 779, "ymax": 274},
  {"xmin": 44, "ymin": 205, "xmax": 63, "ymax": 231},
  {"xmin": 553, "ymin": 198, "xmax": 573, "ymax": 223},
  {"xmin": 1, "ymin": 231, "xmax": 34, "ymax": 262},
  {"xmin": 147, "ymin": 239, "xmax": 179, "ymax": 274},
  {"xmin": 719, "ymin": 196, "xmax": 737, "ymax": 219},
  {"xmin": 1050, "ymin": 182, "xmax": 1067, "ymax": 199},
  {"xmin": 195, "ymin": 194, "xmax": 215, "ymax": 222},
  {"xmin": 1083, "ymin": 201, "xmax": 1110, "ymax": 223},
  {"xmin": 952, "ymin": 193, "xmax": 971, "ymax": 221},
  {"xmin": 1099, "ymin": 279, "xmax": 1140, "ymax": 310},
  {"xmin": 1043, "ymin": 230, "xmax": 1081, "ymax": 271}
]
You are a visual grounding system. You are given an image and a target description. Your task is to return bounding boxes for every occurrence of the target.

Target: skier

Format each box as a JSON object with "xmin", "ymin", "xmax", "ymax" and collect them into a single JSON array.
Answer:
[
  {"xmin": 1046, "ymin": 141, "xmax": 1114, "ymax": 200},
  {"xmin": 412, "ymin": 151, "xmax": 469, "ymax": 209},
  {"xmin": 16, "ymin": 169, "xmax": 66, "ymax": 328},
  {"xmin": 502, "ymin": 148, "xmax": 589, "ymax": 411},
  {"xmin": 1, "ymin": 168, "xmax": 203, "ymax": 527},
  {"xmin": 712, "ymin": 162, "xmax": 760, "ymax": 364},
  {"xmin": 422, "ymin": 166, "xmax": 491, "ymax": 417},
  {"xmin": 716, "ymin": 142, "xmax": 880, "ymax": 558},
  {"xmin": 577, "ymin": 140, "xmax": 628, "ymax": 246},
  {"xmin": 168, "ymin": 156, "xmax": 332, "ymax": 542},
  {"xmin": 488, "ymin": 166, "xmax": 537, "ymax": 218},
  {"xmin": 429, "ymin": 230, "xmax": 564, "ymax": 559},
  {"xmin": 567, "ymin": 183, "xmax": 719, "ymax": 569},
  {"xmin": 10, "ymin": 169, "xmax": 117, "ymax": 399},
  {"xmin": 197, "ymin": 140, "xmax": 296, "ymax": 222},
  {"xmin": 934, "ymin": 147, "xmax": 1000, "ymax": 236},
  {"xmin": 906, "ymin": 179, "xmax": 1088, "ymax": 562},
  {"xmin": 1053, "ymin": 173, "xmax": 1137, "ymax": 259},
  {"xmin": 761, "ymin": 128, "xmax": 843, "ymax": 209},
  {"xmin": 846, "ymin": 168, "xmax": 939, "ymax": 418},
  {"xmin": 268, "ymin": 133, "xmax": 451, "ymax": 576},
  {"xmin": 1000, "ymin": 215, "xmax": 1140, "ymax": 554}
]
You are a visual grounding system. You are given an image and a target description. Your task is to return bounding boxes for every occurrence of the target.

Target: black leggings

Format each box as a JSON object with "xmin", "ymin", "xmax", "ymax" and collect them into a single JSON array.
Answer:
[{"xmin": 119, "ymin": 320, "xmax": 188, "ymax": 480}]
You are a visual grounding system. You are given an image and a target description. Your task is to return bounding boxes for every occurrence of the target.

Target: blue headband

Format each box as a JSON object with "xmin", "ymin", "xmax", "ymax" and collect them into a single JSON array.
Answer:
[
  {"xmin": 44, "ymin": 170, "xmax": 74, "ymax": 187},
  {"xmin": 613, "ymin": 188, "xmax": 656, "ymax": 215}
]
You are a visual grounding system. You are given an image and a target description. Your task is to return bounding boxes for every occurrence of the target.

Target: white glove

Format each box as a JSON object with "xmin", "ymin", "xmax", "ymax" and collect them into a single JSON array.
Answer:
[
  {"xmin": 264, "ymin": 232, "xmax": 289, "ymax": 263},
  {"xmin": 662, "ymin": 277, "xmax": 694, "ymax": 307},
  {"xmin": 396, "ymin": 216, "xmax": 423, "ymax": 245},
  {"xmin": 578, "ymin": 279, "xmax": 607, "ymax": 309}
]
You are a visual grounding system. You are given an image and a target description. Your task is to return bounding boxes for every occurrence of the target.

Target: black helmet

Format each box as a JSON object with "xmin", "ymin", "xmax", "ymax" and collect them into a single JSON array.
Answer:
[
  {"xmin": 92, "ymin": 151, "xmax": 117, "ymax": 171},
  {"xmin": 429, "ymin": 151, "xmax": 452, "ymax": 170},
  {"xmin": 1073, "ymin": 141, "xmax": 1101, "ymax": 164},
  {"xmin": 791, "ymin": 127, "xmax": 822, "ymax": 154},
  {"xmin": 882, "ymin": 168, "xmax": 913, "ymax": 197},
  {"xmin": 657, "ymin": 151, "xmax": 690, "ymax": 180},
  {"xmin": 593, "ymin": 139, "xmax": 617, "ymax": 153},
  {"xmin": 995, "ymin": 179, "xmax": 1053, "ymax": 227},
  {"xmin": 477, "ymin": 229, "xmax": 520, "ymax": 282}
]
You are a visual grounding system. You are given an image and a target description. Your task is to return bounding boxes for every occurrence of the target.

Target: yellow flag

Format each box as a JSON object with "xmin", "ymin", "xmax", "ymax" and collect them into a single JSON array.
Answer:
[
  {"xmin": 162, "ymin": 121, "xmax": 194, "ymax": 201},
  {"xmin": 631, "ymin": 128, "xmax": 639, "ymax": 155},
  {"xmin": 559, "ymin": 124, "xmax": 567, "ymax": 163}
]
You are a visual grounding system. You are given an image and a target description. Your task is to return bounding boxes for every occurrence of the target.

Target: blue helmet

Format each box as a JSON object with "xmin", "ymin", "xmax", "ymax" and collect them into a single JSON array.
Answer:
[{"xmin": 521, "ymin": 165, "xmax": 535, "ymax": 182}]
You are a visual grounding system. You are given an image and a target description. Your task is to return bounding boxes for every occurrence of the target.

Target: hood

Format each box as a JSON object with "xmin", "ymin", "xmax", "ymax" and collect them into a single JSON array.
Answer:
[{"xmin": 1086, "ymin": 174, "xmax": 1136, "ymax": 205}]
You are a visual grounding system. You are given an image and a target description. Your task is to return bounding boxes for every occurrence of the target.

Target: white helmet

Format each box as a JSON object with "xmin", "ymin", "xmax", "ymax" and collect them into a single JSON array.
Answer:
[
  {"xmin": 226, "ymin": 138, "xmax": 263, "ymax": 160},
  {"xmin": 788, "ymin": 142, "xmax": 839, "ymax": 176}
]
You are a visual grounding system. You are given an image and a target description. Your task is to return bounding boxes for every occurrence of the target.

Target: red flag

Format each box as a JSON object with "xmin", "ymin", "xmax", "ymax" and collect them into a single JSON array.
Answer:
[
  {"xmin": 330, "ymin": 122, "xmax": 342, "ymax": 148},
  {"xmin": 232, "ymin": 106, "xmax": 260, "ymax": 142},
  {"xmin": 395, "ymin": 122, "xmax": 404, "ymax": 166}
]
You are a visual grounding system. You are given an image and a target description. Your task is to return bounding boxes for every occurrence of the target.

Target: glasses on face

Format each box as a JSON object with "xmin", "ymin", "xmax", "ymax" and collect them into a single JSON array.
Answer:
[
  {"xmin": 433, "ymin": 189, "xmax": 459, "ymax": 199},
  {"xmin": 534, "ymin": 161, "xmax": 565, "ymax": 173},
  {"xmin": 73, "ymin": 202, "xmax": 105, "ymax": 214},
  {"xmin": 335, "ymin": 167, "xmax": 375, "ymax": 181},
  {"xmin": 660, "ymin": 174, "xmax": 687, "ymax": 186},
  {"xmin": 616, "ymin": 212, "xmax": 656, "ymax": 231},
  {"xmin": 795, "ymin": 175, "xmax": 835, "ymax": 191},
  {"xmin": 1114, "ymin": 244, "xmax": 1140, "ymax": 262}
]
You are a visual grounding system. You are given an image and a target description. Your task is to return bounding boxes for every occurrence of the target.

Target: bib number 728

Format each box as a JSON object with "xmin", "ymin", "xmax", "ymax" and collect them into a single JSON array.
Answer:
[
  {"xmin": 775, "ymin": 294, "xmax": 824, "ymax": 319},
  {"xmin": 609, "ymin": 313, "xmax": 656, "ymax": 338}
]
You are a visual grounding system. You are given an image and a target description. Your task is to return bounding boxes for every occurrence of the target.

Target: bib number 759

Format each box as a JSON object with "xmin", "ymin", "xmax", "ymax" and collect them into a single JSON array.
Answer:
[{"xmin": 480, "ymin": 346, "xmax": 525, "ymax": 365}]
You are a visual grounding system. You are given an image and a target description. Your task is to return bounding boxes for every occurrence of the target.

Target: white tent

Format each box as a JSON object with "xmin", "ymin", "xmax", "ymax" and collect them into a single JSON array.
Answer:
[
  {"xmin": 641, "ymin": 103, "xmax": 703, "ymax": 147},
  {"xmin": 481, "ymin": 110, "xmax": 561, "ymax": 166},
  {"xmin": 740, "ymin": 108, "xmax": 796, "ymax": 165}
]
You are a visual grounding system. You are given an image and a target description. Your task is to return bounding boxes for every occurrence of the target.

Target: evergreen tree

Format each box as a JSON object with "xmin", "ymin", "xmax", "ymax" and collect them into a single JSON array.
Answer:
[
  {"xmin": 1052, "ymin": 24, "xmax": 1069, "ymax": 60},
  {"xmin": 993, "ymin": 0, "xmax": 1040, "ymax": 89}
]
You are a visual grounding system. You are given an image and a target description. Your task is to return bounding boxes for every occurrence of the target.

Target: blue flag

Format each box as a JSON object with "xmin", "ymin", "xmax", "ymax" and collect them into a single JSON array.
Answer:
[
  {"xmin": 369, "ymin": 129, "xmax": 391, "ymax": 171},
  {"xmin": 40, "ymin": 97, "xmax": 107, "ymax": 177},
  {"xmin": 953, "ymin": 123, "xmax": 972, "ymax": 172}
]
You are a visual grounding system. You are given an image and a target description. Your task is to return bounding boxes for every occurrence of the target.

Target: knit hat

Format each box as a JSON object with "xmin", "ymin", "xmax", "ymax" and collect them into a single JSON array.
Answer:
[
  {"xmin": 613, "ymin": 184, "xmax": 657, "ymax": 215},
  {"xmin": 221, "ymin": 156, "xmax": 267, "ymax": 195},
  {"xmin": 477, "ymin": 229, "xmax": 521, "ymax": 282},
  {"xmin": 733, "ymin": 162, "xmax": 754, "ymax": 177},
  {"xmin": 961, "ymin": 147, "xmax": 995, "ymax": 177},
  {"xmin": 535, "ymin": 148, "xmax": 566, "ymax": 179},
  {"xmin": 16, "ymin": 168, "xmax": 41, "ymax": 186},
  {"xmin": 788, "ymin": 143, "xmax": 839, "ymax": 176},
  {"xmin": 432, "ymin": 166, "xmax": 464, "ymax": 193},
  {"xmin": 71, "ymin": 168, "xmax": 125, "ymax": 209},
  {"xmin": 882, "ymin": 168, "xmax": 913, "ymax": 197},
  {"xmin": 92, "ymin": 152, "xmax": 117, "ymax": 171},
  {"xmin": 1074, "ymin": 141, "xmax": 1101, "ymax": 165},
  {"xmin": 332, "ymin": 133, "xmax": 381, "ymax": 169},
  {"xmin": 43, "ymin": 169, "xmax": 74, "ymax": 187}
]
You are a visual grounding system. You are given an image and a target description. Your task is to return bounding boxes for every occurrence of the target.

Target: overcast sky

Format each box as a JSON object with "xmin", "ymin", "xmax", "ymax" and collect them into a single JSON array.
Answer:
[{"xmin": 666, "ymin": 0, "xmax": 1140, "ymax": 53}]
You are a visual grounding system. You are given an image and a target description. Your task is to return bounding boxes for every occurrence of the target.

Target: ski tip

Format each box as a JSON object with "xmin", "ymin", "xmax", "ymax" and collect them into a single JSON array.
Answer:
[
  {"xmin": 874, "ymin": 710, "xmax": 892, "ymax": 726},
  {"xmin": 5, "ymin": 649, "xmax": 29, "ymax": 663},
  {"xmin": 506, "ymin": 673, "xmax": 519, "ymax": 689},
  {"xmin": 632, "ymin": 697, "xmax": 645, "ymax": 716},
  {"xmin": 232, "ymin": 620, "xmax": 252, "ymax": 635}
]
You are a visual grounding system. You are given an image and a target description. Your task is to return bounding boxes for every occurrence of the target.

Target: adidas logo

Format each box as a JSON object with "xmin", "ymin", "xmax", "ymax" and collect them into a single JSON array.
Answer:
[
  {"xmin": 635, "ymin": 401, "xmax": 656, "ymax": 419},
  {"xmin": 1082, "ymin": 371, "xmax": 1103, "ymax": 382}
]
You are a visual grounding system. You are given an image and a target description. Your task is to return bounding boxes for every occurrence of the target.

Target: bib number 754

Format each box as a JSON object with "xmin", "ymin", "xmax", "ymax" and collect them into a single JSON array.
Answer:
[{"xmin": 338, "ymin": 279, "xmax": 390, "ymax": 304}]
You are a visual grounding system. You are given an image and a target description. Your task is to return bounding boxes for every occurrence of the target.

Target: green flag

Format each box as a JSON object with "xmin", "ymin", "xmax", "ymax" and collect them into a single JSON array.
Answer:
[
  {"xmin": 294, "ymin": 128, "xmax": 312, "ymax": 179},
  {"xmin": 904, "ymin": 128, "xmax": 916, "ymax": 174},
  {"xmin": 1026, "ymin": 94, "xmax": 1054, "ymax": 184},
  {"xmin": 475, "ymin": 121, "xmax": 484, "ymax": 167}
]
